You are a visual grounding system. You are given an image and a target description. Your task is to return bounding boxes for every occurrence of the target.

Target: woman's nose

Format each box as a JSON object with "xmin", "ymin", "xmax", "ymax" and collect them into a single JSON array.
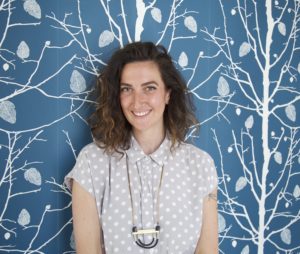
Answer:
[{"xmin": 132, "ymin": 90, "xmax": 146, "ymax": 108}]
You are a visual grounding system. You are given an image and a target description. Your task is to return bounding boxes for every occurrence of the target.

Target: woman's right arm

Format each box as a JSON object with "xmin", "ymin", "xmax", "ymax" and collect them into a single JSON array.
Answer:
[{"xmin": 72, "ymin": 180, "xmax": 104, "ymax": 254}]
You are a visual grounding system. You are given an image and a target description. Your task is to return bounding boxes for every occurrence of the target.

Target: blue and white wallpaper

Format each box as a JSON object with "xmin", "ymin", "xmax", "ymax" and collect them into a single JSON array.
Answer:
[{"xmin": 0, "ymin": 0, "xmax": 299, "ymax": 253}]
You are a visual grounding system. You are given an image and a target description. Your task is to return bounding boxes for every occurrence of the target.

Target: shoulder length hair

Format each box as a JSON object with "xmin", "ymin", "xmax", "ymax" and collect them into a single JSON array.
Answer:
[{"xmin": 89, "ymin": 41, "xmax": 198, "ymax": 153}]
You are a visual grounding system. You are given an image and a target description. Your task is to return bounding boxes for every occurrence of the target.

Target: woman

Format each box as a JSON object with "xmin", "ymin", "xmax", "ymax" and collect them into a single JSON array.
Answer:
[{"xmin": 65, "ymin": 42, "xmax": 218, "ymax": 254}]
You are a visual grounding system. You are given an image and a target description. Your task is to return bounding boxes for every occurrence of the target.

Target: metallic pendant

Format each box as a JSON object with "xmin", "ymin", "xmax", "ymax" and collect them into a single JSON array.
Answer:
[{"xmin": 132, "ymin": 225, "xmax": 160, "ymax": 249}]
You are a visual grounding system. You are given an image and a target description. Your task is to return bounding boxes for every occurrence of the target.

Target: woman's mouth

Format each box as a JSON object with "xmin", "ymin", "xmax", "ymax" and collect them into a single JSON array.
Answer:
[{"xmin": 132, "ymin": 110, "xmax": 151, "ymax": 117}]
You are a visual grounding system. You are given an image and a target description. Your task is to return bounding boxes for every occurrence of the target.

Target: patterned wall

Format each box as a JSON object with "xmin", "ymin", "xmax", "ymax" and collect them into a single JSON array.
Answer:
[{"xmin": 0, "ymin": 0, "xmax": 299, "ymax": 253}]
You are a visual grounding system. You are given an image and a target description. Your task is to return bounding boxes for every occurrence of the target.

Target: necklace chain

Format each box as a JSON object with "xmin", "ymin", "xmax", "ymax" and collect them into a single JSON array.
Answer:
[{"xmin": 125, "ymin": 154, "xmax": 165, "ymax": 249}]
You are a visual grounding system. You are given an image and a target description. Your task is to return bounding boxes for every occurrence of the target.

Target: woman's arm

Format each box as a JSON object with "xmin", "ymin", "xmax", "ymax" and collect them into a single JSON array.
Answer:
[
  {"xmin": 72, "ymin": 180, "xmax": 104, "ymax": 254},
  {"xmin": 195, "ymin": 188, "xmax": 218, "ymax": 254}
]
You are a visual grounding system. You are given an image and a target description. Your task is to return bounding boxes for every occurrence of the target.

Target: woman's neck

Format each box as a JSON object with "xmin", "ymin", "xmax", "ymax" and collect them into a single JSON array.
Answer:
[{"xmin": 133, "ymin": 129, "xmax": 165, "ymax": 155}]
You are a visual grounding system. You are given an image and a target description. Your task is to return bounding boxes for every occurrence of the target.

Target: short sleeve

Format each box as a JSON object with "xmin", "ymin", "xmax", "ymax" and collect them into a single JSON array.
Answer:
[
  {"xmin": 190, "ymin": 145, "xmax": 218, "ymax": 197},
  {"xmin": 201, "ymin": 152, "xmax": 218, "ymax": 196},
  {"xmin": 64, "ymin": 143, "xmax": 100, "ymax": 197}
]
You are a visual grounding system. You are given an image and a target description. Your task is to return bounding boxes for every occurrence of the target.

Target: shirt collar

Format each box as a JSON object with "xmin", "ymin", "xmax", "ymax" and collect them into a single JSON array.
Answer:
[{"xmin": 125, "ymin": 134, "xmax": 172, "ymax": 166}]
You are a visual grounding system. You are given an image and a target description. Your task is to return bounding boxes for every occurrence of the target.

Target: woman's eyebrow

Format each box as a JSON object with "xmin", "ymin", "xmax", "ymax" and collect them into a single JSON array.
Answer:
[
  {"xmin": 141, "ymin": 81, "xmax": 159, "ymax": 86},
  {"xmin": 120, "ymin": 83, "xmax": 132, "ymax": 87},
  {"xmin": 120, "ymin": 81, "xmax": 159, "ymax": 87}
]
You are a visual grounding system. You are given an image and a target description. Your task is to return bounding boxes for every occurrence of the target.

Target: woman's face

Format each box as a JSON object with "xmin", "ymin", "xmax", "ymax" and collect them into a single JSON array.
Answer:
[{"xmin": 120, "ymin": 61, "xmax": 170, "ymax": 137}]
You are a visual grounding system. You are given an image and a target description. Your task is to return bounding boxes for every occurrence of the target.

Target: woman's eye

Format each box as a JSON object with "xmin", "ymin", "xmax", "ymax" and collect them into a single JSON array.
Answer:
[
  {"xmin": 120, "ymin": 87, "xmax": 131, "ymax": 92},
  {"xmin": 146, "ymin": 86, "xmax": 156, "ymax": 91}
]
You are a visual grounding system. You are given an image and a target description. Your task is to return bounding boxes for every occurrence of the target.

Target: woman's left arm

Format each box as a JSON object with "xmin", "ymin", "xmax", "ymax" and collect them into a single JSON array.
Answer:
[{"xmin": 195, "ymin": 188, "xmax": 218, "ymax": 254}]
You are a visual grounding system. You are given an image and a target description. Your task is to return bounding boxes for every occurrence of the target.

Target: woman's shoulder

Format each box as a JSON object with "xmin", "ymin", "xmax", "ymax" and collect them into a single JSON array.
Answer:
[
  {"xmin": 178, "ymin": 141, "xmax": 214, "ymax": 162},
  {"xmin": 179, "ymin": 141, "xmax": 218, "ymax": 183},
  {"xmin": 77, "ymin": 142, "xmax": 107, "ymax": 158},
  {"xmin": 79, "ymin": 141, "xmax": 102, "ymax": 153},
  {"xmin": 78, "ymin": 141, "xmax": 122, "ymax": 160}
]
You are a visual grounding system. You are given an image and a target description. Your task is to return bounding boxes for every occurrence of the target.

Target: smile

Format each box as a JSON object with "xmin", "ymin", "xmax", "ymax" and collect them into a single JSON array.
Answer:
[{"xmin": 132, "ymin": 110, "xmax": 151, "ymax": 117}]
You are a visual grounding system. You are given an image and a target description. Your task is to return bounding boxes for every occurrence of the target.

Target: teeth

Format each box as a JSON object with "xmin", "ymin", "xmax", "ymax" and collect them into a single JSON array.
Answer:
[{"xmin": 133, "ymin": 111, "xmax": 150, "ymax": 116}]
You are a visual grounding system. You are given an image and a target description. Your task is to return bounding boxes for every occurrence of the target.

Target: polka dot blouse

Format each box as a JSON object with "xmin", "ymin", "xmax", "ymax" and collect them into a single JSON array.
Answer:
[{"xmin": 65, "ymin": 136, "xmax": 218, "ymax": 254}]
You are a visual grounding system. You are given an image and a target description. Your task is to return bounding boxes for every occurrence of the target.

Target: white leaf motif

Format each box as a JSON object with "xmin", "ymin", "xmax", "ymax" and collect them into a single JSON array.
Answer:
[
  {"xmin": 232, "ymin": 240, "xmax": 237, "ymax": 247},
  {"xmin": 184, "ymin": 16, "xmax": 197, "ymax": 33},
  {"xmin": 274, "ymin": 151, "xmax": 282, "ymax": 164},
  {"xmin": 293, "ymin": 185, "xmax": 300, "ymax": 198},
  {"xmin": 235, "ymin": 176, "xmax": 247, "ymax": 192},
  {"xmin": 241, "ymin": 245, "xmax": 250, "ymax": 254},
  {"xmin": 18, "ymin": 209, "xmax": 31, "ymax": 226},
  {"xmin": 285, "ymin": 104, "xmax": 296, "ymax": 122},
  {"xmin": 16, "ymin": 41, "xmax": 30, "ymax": 59},
  {"xmin": 24, "ymin": 168, "xmax": 42, "ymax": 186},
  {"xmin": 70, "ymin": 70, "xmax": 86, "ymax": 93},
  {"xmin": 297, "ymin": 62, "xmax": 300, "ymax": 74},
  {"xmin": 217, "ymin": 76, "xmax": 230, "ymax": 97},
  {"xmin": 4, "ymin": 232, "xmax": 10, "ymax": 240},
  {"xmin": 280, "ymin": 228, "xmax": 291, "ymax": 244},
  {"xmin": 70, "ymin": 231, "xmax": 76, "ymax": 250},
  {"xmin": 178, "ymin": 52, "xmax": 188, "ymax": 68},
  {"xmin": 23, "ymin": 0, "xmax": 41, "ymax": 19},
  {"xmin": 278, "ymin": 22, "xmax": 286, "ymax": 36},
  {"xmin": 218, "ymin": 213, "xmax": 226, "ymax": 233},
  {"xmin": 98, "ymin": 30, "xmax": 114, "ymax": 48},
  {"xmin": 151, "ymin": 7, "xmax": 162, "ymax": 23},
  {"xmin": 245, "ymin": 115, "xmax": 254, "ymax": 129},
  {"xmin": 0, "ymin": 100, "xmax": 16, "ymax": 124},
  {"xmin": 239, "ymin": 42, "xmax": 251, "ymax": 57},
  {"xmin": 3, "ymin": 63, "xmax": 9, "ymax": 71}
]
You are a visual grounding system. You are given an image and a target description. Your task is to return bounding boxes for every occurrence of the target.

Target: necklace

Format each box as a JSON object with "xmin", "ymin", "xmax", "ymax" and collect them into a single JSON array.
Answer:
[{"xmin": 125, "ymin": 154, "xmax": 165, "ymax": 249}]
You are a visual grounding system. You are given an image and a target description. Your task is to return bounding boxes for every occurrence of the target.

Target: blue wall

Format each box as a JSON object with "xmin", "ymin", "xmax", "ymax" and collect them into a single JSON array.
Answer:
[{"xmin": 0, "ymin": 0, "xmax": 299, "ymax": 253}]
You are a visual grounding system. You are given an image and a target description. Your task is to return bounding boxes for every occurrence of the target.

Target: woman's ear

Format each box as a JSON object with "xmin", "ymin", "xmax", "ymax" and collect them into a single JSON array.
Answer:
[{"xmin": 165, "ymin": 89, "xmax": 171, "ymax": 104}]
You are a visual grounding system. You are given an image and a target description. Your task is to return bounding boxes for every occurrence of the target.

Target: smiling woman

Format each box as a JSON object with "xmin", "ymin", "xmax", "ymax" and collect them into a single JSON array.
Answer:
[
  {"xmin": 64, "ymin": 42, "xmax": 218, "ymax": 254},
  {"xmin": 119, "ymin": 61, "xmax": 170, "ymax": 153}
]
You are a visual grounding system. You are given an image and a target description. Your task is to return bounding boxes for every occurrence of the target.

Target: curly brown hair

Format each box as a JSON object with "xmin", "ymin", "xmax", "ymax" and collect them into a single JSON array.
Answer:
[{"xmin": 89, "ymin": 41, "xmax": 198, "ymax": 153}]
